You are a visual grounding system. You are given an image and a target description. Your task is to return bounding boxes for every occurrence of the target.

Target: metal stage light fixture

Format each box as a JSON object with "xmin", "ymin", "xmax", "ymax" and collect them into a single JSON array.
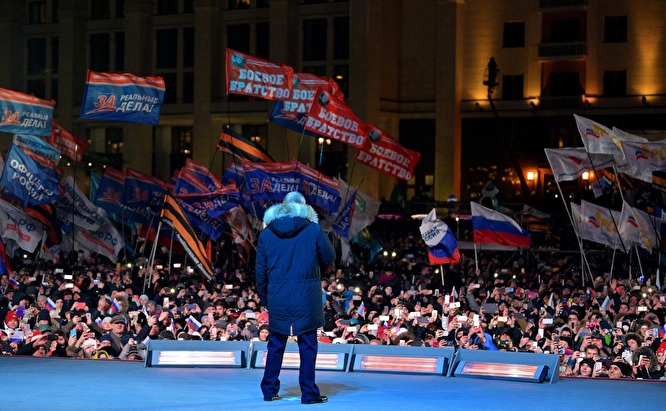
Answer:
[
  {"xmin": 450, "ymin": 350, "xmax": 560, "ymax": 383},
  {"xmin": 350, "ymin": 345, "xmax": 455, "ymax": 375},
  {"xmin": 144, "ymin": 340, "xmax": 251, "ymax": 368}
]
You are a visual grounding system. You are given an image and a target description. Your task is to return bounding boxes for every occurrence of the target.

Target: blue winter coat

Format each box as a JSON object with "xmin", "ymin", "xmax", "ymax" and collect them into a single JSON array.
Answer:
[{"xmin": 255, "ymin": 202, "xmax": 335, "ymax": 336}]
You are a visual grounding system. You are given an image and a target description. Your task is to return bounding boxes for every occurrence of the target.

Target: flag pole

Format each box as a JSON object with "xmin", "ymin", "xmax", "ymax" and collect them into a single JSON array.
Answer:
[
  {"xmin": 634, "ymin": 246, "xmax": 645, "ymax": 280},
  {"xmin": 474, "ymin": 243, "xmax": 479, "ymax": 273},
  {"xmin": 552, "ymin": 178, "xmax": 593, "ymax": 285},
  {"xmin": 440, "ymin": 264, "xmax": 445, "ymax": 288},
  {"xmin": 167, "ymin": 230, "xmax": 174, "ymax": 275},
  {"xmin": 144, "ymin": 219, "xmax": 163, "ymax": 294}
]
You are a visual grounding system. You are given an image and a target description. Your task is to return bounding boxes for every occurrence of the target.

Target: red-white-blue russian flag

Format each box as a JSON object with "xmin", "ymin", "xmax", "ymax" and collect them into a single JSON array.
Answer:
[
  {"xmin": 187, "ymin": 315, "xmax": 202, "ymax": 331},
  {"xmin": 7, "ymin": 277, "xmax": 20, "ymax": 288},
  {"xmin": 471, "ymin": 202, "xmax": 530, "ymax": 248},
  {"xmin": 357, "ymin": 302, "xmax": 367, "ymax": 318},
  {"xmin": 46, "ymin": 298, "xmax": 56, "ymax": 312},
  {"xmin": 419, "ymin": 209, "xmax": 460, "ymax": 265},
  {"xmin": 111, "ymin": 299, "xmax": 121, "ymax": 314}
]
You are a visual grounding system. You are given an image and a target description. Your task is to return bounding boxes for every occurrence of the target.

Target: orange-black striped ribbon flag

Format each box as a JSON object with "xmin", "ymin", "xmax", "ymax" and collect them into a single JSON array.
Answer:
[
  {"xmin": 160, "ymin": 193, "xmax": 214, "ymax": 280},
  {"xmin": 217, "ymin": 126, "xmax": 274, "ymax": 163}
]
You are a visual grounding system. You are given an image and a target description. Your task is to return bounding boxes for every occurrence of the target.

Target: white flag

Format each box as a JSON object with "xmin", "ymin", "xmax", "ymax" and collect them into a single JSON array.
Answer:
[
  {"xmin": 618, "ymin": 201, "xmax": 658, "ymax": 251},
  {"xmin": 328, "ymin": 178, "xmax": 380, "ymax": 239},
  {"xmin": 56, "ymin": 175, "xmax": 108, "ymax": 230},
  {"xmin": 72, "ymin": 220, "xmax": 124, "ymax": 263},
  {"xmin": 574, "ymin": 114, "xmax": 618, "ymax": 155},
  {"xmin": 579, "ymin": 200, "xmax": 624, "ymax": 251},
  {"xmin": 0, "ymin": 198, "xmax": 44, "ymax": 253},
  {"xmin": 619, "ymin": 139, "xmax": 666, "ymax": 183},
  {"xmin": 545, "ymin": 147, "xmax": 614, "ymax": 182}
]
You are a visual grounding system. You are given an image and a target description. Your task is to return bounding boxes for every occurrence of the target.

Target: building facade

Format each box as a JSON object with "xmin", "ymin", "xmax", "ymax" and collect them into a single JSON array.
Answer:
[{"xmin": 0, "ymin": 0, "xmax": 664, "ymax": 213}]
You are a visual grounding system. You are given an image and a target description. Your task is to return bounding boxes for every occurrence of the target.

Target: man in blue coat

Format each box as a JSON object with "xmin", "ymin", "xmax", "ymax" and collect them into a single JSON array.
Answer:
[{"xmin": 255, "ymin": 191, "xmax": 335, "ymax": 404}]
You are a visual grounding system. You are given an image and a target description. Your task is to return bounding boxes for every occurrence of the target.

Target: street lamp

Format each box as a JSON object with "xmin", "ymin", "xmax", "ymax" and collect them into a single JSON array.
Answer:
[{"xmin": 526, "ymin": 170, "xmax": 538, "ymax": 198}]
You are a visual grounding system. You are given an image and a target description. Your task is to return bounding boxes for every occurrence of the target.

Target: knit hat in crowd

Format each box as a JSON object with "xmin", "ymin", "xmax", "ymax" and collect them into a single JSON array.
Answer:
[{"xmin": 5, "ymin": 311, "xmax": 19, "ymax": 323}]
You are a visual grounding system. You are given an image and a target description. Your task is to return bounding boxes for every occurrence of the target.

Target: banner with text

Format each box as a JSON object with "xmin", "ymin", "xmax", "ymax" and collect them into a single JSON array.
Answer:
[
  {"xmin": 0, "ymin": 144, "xmax": 61, "ymax": 206},
  {"xmin": 297, "ymin": 162, "xmax": 341, "ymax": 213},
  {"xmin": 269, "ymin": 72, "xmax": 343, "ymax": 136},
  {"xmin": 355, "ymin": 124, "xmax": 420, "ymax": 180},
  {"xmin": 49, "ymin": 122, "xmax": 90, "ymax": 162},
  {"xmin": 304, "ymin": 88, "xmax": 368, "ymax": 149},
  {"xmin": 12, "ymin": 134, "xmax": 61, "ymax": 164},
  {"xmin": 80, "ymin": 71, "xmax": 165, "ymax": 124},
  {"xmin": 242, "ymin": 160, "xmax": 300, "ymax": 203},
  {"xmin": 225, "ymin": 49, "xmax": 294, "ymax": 100},
  {"xmin": 0, "ymin": 87, "xmax": 55, "ymax": 136}
]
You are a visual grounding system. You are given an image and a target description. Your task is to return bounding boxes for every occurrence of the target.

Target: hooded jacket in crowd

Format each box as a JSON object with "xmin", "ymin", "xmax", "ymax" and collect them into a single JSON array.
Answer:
[{"xmin": 255, "ymin": 193, "xmax": 335, "ymax": 336}]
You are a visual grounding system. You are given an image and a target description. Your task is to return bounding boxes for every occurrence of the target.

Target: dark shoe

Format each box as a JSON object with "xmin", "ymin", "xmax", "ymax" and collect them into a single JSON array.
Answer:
[
  {"xmin": 302, "ymin": 396, "xmax": 328, "ymax": 404},
  {"xmin": 264, "ymin": 395, "xmax": 281, "ymax": 402}
]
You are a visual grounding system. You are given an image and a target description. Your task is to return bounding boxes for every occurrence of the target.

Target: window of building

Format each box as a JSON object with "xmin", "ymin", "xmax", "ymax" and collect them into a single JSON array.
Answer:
[
  {"xmin": 89, "ymin": 32, "xmax": 124, "ymax": 72},
  {"xmin": 28, "ymin": 1, "xmax": 47, "ymax": 24},
  {"xmin": 604, "ymin": 15, "xmax": 627, "ymax": 43},
  {"xmin": 302, "ymin": 16, "xmax": 349, "ymax": 92},
  {"xmin": 162, "ymin": 73, "xmax": 177, "ymax": 104},
  {"xmin": 242, "ymin": 124, "xmax": 268, "ymax": 150},
  {"xmin": 27, "ymin": 80, "xmax": 46, "ymax": 99},
  {"xmin": 548, "ymin": 72, "xmax": 583, "ymax": 96},
  {"xmin": 51, "ymin": 37, "xmax": 59, "ymax": 73},
  {"xmin": 90, "ymin": 34, "xmax": 111, "ymax": 72},
  {"xmin": 229, "ymin": 0, "xmax": 251, "ymax": 9},
  {"xmin": 502, "ymin": 75, "xmax": 524, "ymax": 100},
  {"xmin": 603, "ymin": 70, "xmax": 626, "ymax": 97},
  {"xmin": 183, "ymin": 28, "xmax": 195, "ymax": 68},
  {"xmin": 91, "ymin": 0, "xmax": 111, "ymax": 20},
  {"xmin": 302, "ymin": 66, "xmax": 327, "ymax": 77},
  {"xmin": 303, "ymin": 19, "xmax": 327, "ymax": 61},
  {"xmin": 116, "ymin": 0, "xmax": 125, "ymax": 18},
  {"xmin": 173, "ymin": 127, "xmax": 193, "ymax": 155},
  {"xmin": 503, "ymin": 22, "xmax": 525, "ymax": 48},
  {"xmin": 106, "ymin": 128, "xmax": 124, "ymax": 154},
  {"xmin": 551, "ymin": 18, "xmax": 581, "ymax": 42},
  {"xmin": 157, "ymin": 0, "xmax": 179, "ymax": 14},
  {"xmin": 333, "ymin": 65, "xmax": 349, "ymax": 97},
  {"xmin": 334, "ymin": 17, "xmax": 349, "ymax": 59},
  {"xmin": 170, "ymin": 126, "xmax": 193, "ymax": 175},
  {"xmin": 156, "ymin": 29, "xmax": 178, "ymax": 68},
  {"xmin": 256, "ymin": 22, "xmax": 270, "ymax": 59},
  {"xmin": 115, "ymin": 32, "xmax": 125, "ymax": 70},
  {"xmin": 228, "ymin": 24, "xmax": 251, "ymax": 54},
  {"xmin": 399, "ymin": 119, "xmax": 435, "ymax": 202},
  {"xmin": 183, "ymin": 72, "xmax": 194, "ymax": 103},
  {"xmin": 26, "ymin": 36, "xmax": 58, "ymax": 99},
  {"xmin": 27, "ymin": 38, "xmax": 46, "ymax": 75}
]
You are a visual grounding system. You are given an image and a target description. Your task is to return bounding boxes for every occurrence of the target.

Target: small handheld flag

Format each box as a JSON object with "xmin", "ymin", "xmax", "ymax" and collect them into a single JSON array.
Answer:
[{"xmin": 187, "ymin": 315, "xmax": 202, "ymax": 331}]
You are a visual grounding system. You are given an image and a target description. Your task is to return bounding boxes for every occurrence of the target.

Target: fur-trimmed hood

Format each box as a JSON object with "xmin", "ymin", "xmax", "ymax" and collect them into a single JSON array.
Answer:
[{"xmin": 263, "ymin": 202, "xmax": 318, "ymax": 227}]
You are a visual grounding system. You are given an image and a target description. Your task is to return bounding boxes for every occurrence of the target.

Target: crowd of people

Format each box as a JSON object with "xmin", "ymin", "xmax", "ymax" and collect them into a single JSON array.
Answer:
[{"xmin": 1, "ymin": 216, "xmax": 665, "ymax": 381}]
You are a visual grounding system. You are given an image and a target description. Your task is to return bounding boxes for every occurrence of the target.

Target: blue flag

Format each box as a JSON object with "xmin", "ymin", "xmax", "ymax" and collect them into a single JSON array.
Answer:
[
  {"xmin": 93, "ymin": 166, "xmax": 126, "ymax": 218},
  {"xmin": 242, "ymin": 160, "xmax": 300, "ymax": 203},
  {"xmin": 332, "ymin": 190, "xmax": 356, "ymax": 238},
  {"xmin": 298, "ymin": 162, "xmax": 341, "ymax": 213},
  {"xmin": 123, "ymin": 168, "xmax": 168, "ymax": 224},
  {"xmin": 80, "ymin": 71, "xmax": 165, "ymax": 125},
  {"xmin": 12, "ymin": 134, "xmax": 61, "ymax": 164},
  {"xmin": 0, "ymin": 88, "xmax": 54, "ymax": 136},
  {"xmin": 0, "ymin": 144, "xmax": 61, "ymax": 207}
]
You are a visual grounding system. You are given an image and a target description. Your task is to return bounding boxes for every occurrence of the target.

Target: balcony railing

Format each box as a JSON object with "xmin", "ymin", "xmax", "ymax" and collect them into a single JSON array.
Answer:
[
  {"xmin": 538, "ymin": 42, "xmax": 587, "ymax": 59},
  {"xmin": 539, "ymin": 0, "xmax": 588, "ymax": 9},
  {"xmin": 538, "ymin": 96, "xmax": 584, "ymax": 110}
]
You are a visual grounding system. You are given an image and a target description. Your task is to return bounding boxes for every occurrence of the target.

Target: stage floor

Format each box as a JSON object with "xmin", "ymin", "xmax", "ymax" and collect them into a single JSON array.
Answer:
[{"xmin": 2, "ymin": 357, "xmax": 664, "ymax": 410}]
